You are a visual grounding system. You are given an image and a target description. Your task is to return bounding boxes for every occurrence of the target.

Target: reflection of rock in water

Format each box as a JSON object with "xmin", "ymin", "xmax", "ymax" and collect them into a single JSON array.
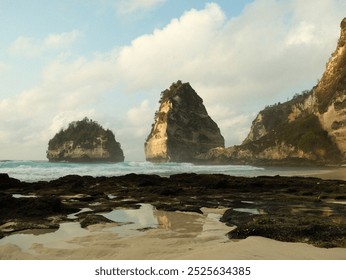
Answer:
[
  {"xmin": 290, "ymin": 206, "xmax": 333, "ymax": 217},
  {"xmin": 155, "ymin": 210, "xmax": 203, "ymax": 235},
  {"xmin": 321, "ymin": 207, "xmax": 333, "ymax": 217}
]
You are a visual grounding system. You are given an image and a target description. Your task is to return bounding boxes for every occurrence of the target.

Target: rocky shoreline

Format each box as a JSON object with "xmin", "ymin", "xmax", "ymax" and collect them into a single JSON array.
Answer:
[{"xmin": 0, "ymin": 172, "xmax": 345, "ymax": 248}]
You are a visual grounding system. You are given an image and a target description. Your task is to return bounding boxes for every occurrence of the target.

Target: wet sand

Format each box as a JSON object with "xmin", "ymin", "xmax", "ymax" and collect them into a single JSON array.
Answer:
[
  {"xmin": 0, "ymin": 208, "xmax": 345, "ymax": 260},
  {"xmin": 1, "ymin": 172, "xmax": 346, "ymax": 260},
  {"xmin": 306, "ymin": 167, "xmax": 346, "ymax": 181},
  {"xmin": 1, "ymin": 225, "xmax": 345, "ymax": 260}
]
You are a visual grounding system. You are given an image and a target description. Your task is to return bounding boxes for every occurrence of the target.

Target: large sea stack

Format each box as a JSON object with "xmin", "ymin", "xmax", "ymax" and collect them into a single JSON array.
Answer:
[
  {"xmin": 47, "ymin": 117, "xmax": 124, "ymax": 162},
  {"xmin": 145, "ymin": 81, "xmax": 225, "ymax": 162},
  {"xmin": 197, "ymin": 18, "xmax": 346, "ymax": 165}
]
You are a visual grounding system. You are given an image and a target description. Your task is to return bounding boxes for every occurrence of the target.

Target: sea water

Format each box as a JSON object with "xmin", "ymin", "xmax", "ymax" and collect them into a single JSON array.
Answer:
[
  {"xmin": 0, "ymin": 203, "xmax": 230, "ymax": 253},
  {"xmin": 0, "ymin": 160, "xmax": 330, "ymax": 182}
]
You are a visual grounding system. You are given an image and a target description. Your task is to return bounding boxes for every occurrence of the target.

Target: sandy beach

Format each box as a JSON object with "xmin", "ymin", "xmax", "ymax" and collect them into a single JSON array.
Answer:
[
  {"xmin": 2, "ymin": 233, "xmax": 346, "ymax": 260},
  {"xmin": 1, "ymin": 207, "xmax": 345, "ymax": 260},
  {"xmin": 306, "ymin": 167, "xmax": 346, "ymax": 181},
  {"xmin": 1, "ymin": 171, "xmax": 346, "ymax": 260}
]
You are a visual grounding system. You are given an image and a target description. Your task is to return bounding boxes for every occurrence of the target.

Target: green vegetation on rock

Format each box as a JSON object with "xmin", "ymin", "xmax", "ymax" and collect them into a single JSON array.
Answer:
[
  {"xmin": 47, "ymin": 117, "xmax": 124, "ymax": 162},
  {"xmin": 48, "ymin": 117, "xmax": 115, "ymax": 150},
  {"xmin": 159, "ymin": 80, "xmax": 183, "ymax": 104}
]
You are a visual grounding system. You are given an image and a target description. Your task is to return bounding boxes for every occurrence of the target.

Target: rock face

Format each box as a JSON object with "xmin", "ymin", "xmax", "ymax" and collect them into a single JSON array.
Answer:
[
  {"xmin": 314, "ymin": 18, "xmax": 346, "ymax": 159},
  {"xmin": 145, "ymin": 81, "xmax": 225, "ymax": 162},
  {"xmin": 47, "ymin": 118, "xmax": 124, "ymax": 162},
  {"xmin": 197, "ymin": 18, "xmax": 346, "ymax": 165}
]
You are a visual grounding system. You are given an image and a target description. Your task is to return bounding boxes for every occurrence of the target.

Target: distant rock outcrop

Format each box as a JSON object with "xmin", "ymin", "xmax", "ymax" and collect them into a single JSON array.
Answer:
[
  {"xmin": 145, "ymin": 81, "xmax": 225, "ymax": 162},
  {"xmin": 47, "ymin": 118, "xmax": 124, "ymax": 162},
  {"xmin": 197, "ymin": 18, "xmax": 346, "ymax": 165}
]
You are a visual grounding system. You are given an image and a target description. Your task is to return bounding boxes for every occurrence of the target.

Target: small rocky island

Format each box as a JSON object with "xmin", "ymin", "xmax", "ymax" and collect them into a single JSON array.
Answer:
[
  {"xmin": 197, "ymin": 18, "xmax": 346, "ymax": 166},
  {"xmin": 145, "ymin": 81, "xmax": 225, "ymax": 162},
  {"xmin": 47, "ymin": 117, "xmax": 124, "ymax": 162}
]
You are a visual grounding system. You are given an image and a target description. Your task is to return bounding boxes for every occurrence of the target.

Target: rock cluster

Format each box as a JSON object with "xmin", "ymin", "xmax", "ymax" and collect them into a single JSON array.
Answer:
[
  {"xmin": 1, "ymin": 173, "xmax": 345, "ymax": 248},
  {"xmin": 145, "ymin": 81, "xmax": 225, "ymax": 162},
  {"xmin": 47, "ymin": 117, "xmax": 124, "ymax": 162},
  {"xmin": 197, "ymin": 18, "xmax": 346, "ymax": 165},
  {"xmin": 45, "ymin": 18, "xmax": 346, "ymax": 166}
]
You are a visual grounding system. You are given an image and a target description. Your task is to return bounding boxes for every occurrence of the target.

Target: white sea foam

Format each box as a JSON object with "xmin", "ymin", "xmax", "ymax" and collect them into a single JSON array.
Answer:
[{"xmin": 0, "ymin": 160, "xmax": 328, "ymax": 182}]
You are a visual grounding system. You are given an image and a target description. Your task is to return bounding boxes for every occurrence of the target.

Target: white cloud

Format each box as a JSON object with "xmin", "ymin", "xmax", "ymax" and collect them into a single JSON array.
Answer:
[
  {"xmin": 0, "ymin": 62, "xmax": 7, "ymax": 73},
  {"xmin": 115, "ymin": 3, "xmax": 226, "ymax": 92},
  {"xmin": 0, "ymin": 129, "xmax": 9, "ymax": 143},
  {"xmin": 8, "ymin": 30, "xmax": 81, "ymax": 58},
  {"xmin": 110, "ymin": 0, "xmax": 345, "ymax": 159},
  {"xmin": 116, "ymin": 0, "xmax": 166, "ymax": 14},
  {"xmin": 0, "ymin": 52, "xmax": 118, "ymax": 159},
  {"xmin": 126, "ymin": 100, "xmax": 154, "ymax": 137},
  {"xmin": 286, "ymin": 21, "xmax": 316, "ymax": 45},
  {"xmin": 206, "ymin": 103, "xmax": 255, "ymax": 146},
  {"xmin": 47, "ymin": 110, "xmax": 97, "ymax": 137},
  {"xmin": 127, "ymin": 100, "xmax": 151, "ymax": 124},
  {"xmin": 1, "ymin": 1, "xmax": 346, "ymax": 161},
  {"xmin": 117, "ymin": 0, "xmax": 338, "ymax": 102},
  {"xmin": 115, "ymin": 0, "xmax": 344, "ymax": 106},
  {"xmin": 105, "ymin": 99, "xmax": 157, "ymax": 160},
  {"xmin": 44, "ymin": 30, "xmax": 81, "ymax": 49}
]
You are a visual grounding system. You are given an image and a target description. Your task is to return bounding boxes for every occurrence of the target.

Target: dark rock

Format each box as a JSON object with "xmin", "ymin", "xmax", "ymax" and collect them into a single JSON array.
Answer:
[
  {"xmin": 3, "ymin": 222, "xmax": 59, "ymax": 236},
  {"xmin": 220, "ymin": 209, "xmax": 256, "ymax": 226},
  {"xmin": 0, "ymin": 173, "xmax": 21, "ymax": 190},
  {"xmin": 47, "ymin": 117, "xmax": 124, "ymax": 162},
  {"xmin": 0, "ymin": 193, "xmax": 77, "ymax": 222},
  {"xmin": 80, "ymin": 215, "xmax": 114, "ymax": 228},
  {"xmin": 0, "ymin": 173, "xmax": 346, "ymax": 248},
  {"xmin": 227, "ymin": 215, "xmax": 346, "ymax": 248},
  {"xmin": 145, "ymin": 81, "xmax": 224, "ymax": 162}
]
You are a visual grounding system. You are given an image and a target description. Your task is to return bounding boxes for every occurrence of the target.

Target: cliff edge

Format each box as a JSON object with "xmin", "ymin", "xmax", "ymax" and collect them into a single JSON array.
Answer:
[
  {"xmin": 197, "ymin": 18, "xmax": 346, "ymax": 165},
  {"xmin": 47, "ymin": 117, "xmax": 124, "ymax": 162}
]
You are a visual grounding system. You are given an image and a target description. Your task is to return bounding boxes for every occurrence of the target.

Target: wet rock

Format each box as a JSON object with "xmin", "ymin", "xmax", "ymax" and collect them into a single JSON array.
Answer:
[
  {"xmin": 79, "ymin": 215, "xmax": 115, "ymax": 228},
  {"xmin": 0, "ymin": 192, "xmax": 77, "ymax": 226},
  {"xmin": 226, "ymin": 215, "xmax": 346, "ymax": 248},
  {"xmin": 0, "ymin": 221, "xmax": 59, "ymax": 237},
  {"xmin": 0, "ymin": 173, "xmax": 21, "ymax": 190},
  {"xmin": 220, "ymin": 209, "xmax": 256, "ymax": 226},
  {"xmin": 0, "ymin": 173, "xmax": 345, "ymax": 248}
]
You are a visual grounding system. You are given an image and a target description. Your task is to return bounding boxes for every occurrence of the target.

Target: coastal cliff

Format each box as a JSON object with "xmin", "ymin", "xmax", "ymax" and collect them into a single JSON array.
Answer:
[
  {"xmin": 47, "ymin": 117, "xmax": 124, "ymax": 162},
  {"xmin": 145, "ymin": 81, "xmax": 224, "ymax": 162},
  {"xmin": 197, "ymin": 18, "xmax": 346, "ymax": 165},
  {"xmin": 314, "ymin": 18, "xmax": 346, "ymax": 159}
]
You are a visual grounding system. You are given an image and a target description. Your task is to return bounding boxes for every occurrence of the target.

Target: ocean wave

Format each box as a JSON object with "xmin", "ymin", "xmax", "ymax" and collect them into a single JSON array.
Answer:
[{"xmin": 0, "ymin": 160, "xmax": 323, "ymax": 183}]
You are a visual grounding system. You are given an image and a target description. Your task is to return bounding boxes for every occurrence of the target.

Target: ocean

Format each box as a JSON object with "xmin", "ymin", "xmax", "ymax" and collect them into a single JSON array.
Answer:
[{"xmin": 0, "ymin": 160, "xmax": 330, "ymax": 182}]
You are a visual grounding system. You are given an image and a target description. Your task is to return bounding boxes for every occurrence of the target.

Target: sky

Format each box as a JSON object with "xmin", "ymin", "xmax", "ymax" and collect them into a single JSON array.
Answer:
[{"xmin": 0, "ymin": 0, "xmax": 345, "ymax": 161}]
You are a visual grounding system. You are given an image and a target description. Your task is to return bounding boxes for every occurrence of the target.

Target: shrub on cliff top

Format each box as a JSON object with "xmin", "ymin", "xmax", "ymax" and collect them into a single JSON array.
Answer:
[
  {"xmin": 48, "ymin": 117, "xmax": 115, "ymax": 150},
  {"xmin": 159, "ymin": 80, "xmax": 183, "ymax": 103}
]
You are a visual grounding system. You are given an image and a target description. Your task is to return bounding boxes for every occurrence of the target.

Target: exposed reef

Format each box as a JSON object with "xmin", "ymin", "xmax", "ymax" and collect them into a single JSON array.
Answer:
[{"xmin": 1, "ymin": 172, "xmax": 345, "ymax": 248}]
